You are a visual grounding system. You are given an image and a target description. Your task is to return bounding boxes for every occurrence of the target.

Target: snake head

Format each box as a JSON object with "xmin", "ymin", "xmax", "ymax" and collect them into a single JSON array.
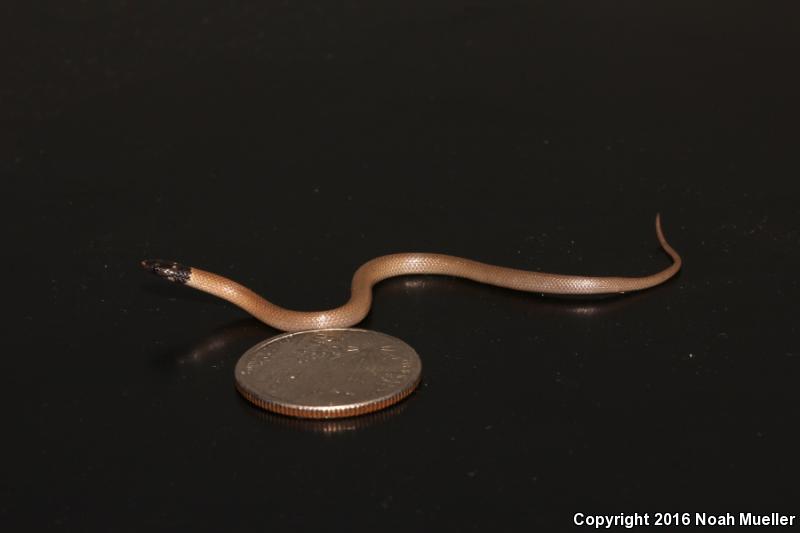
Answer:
[{"xmin": 141, "ymin": 259, "xmax": 191, "ymax": 284}]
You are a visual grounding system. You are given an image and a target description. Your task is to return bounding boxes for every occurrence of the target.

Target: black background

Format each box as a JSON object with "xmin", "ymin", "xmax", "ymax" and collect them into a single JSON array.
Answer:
[{"xmin": 3, "ymin": 2, "xmax": 799, "ymax": 531}]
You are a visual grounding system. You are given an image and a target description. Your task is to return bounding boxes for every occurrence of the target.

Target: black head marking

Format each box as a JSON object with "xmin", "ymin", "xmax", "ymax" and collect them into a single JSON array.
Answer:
[{"xmin": 141, "ymin": 259, "xmax": 191, "ymax": 284}]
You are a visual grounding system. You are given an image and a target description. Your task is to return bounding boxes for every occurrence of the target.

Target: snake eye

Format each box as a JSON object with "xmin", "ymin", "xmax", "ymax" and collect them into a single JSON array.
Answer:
[{"xmin": 141, "ymin": 259, "xmax": 191, "ymax": 284}]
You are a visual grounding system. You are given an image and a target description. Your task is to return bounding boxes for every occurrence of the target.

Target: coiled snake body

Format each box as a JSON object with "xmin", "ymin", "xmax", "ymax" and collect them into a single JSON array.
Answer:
[{"xmin": 143, "ymin": 215, "xmax": 681, "ymax": 331}]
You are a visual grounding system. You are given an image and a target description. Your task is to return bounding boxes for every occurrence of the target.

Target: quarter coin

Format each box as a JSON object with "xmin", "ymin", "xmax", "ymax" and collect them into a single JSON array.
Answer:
[{"xmin": 234, "ymin": 328, "xmax": 422, "ymax": 419}]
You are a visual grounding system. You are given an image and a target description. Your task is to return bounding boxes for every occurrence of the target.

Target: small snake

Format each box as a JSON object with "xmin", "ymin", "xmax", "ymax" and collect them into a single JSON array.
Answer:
[{"xmin": 142, "ymin": 214, "xmax": 681, "ymax": 332}]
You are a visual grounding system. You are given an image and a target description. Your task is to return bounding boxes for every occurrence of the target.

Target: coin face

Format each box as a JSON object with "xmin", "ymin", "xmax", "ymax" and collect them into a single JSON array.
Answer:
[{"xmin": 234, "ymin": 329, "xmax": 422, "ymax": 419}]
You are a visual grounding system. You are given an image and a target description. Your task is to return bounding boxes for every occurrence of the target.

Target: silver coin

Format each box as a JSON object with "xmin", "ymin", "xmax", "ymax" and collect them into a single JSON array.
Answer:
[{"xmin": 234, "ymin": 328, "xmax": 422, "ymax": 419}]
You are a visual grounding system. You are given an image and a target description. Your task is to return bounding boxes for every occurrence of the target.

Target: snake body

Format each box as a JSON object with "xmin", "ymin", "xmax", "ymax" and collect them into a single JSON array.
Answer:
[{"xmin": 142, "ymin": 215, "xmax": 681, "ymax": 331}]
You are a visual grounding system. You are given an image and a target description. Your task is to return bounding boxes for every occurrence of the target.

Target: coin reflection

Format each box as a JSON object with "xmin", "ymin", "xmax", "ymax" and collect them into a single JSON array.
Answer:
[{"xmin": 241, "ymin": 396, "xmax": 410, "ymax": 434}]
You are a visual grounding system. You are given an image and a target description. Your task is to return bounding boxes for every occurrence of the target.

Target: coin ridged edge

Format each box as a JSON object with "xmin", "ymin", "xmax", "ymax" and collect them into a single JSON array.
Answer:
[{"xmin": 235, "ymin": 373, "xmax": 421, "ymax": 419}]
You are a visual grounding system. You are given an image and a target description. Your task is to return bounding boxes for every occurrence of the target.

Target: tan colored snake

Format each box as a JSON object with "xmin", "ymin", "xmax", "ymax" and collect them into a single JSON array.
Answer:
[{"xmin": 142, "ymin": 214, "xmax": 681, "ymax": 331}]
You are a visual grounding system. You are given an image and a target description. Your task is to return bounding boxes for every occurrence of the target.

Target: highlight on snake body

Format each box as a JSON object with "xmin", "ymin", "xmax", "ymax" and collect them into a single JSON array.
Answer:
[{"xmin": 142, "ymin": 214, "xmax": 681, "ymax": 332}]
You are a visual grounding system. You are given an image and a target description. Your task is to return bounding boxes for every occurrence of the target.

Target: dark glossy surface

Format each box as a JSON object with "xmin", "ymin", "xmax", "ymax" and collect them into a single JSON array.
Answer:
[{"xmin": 3, "ymin": 2, "xmax": 799, "ymax": 531}]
